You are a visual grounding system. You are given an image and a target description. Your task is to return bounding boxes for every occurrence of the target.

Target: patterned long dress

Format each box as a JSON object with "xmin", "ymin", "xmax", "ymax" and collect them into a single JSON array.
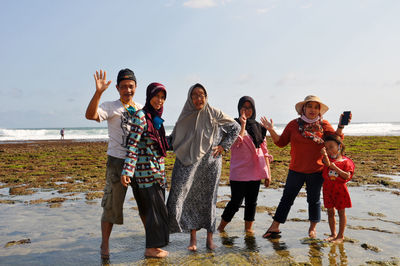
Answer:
[
  {"xmin": 121, "ymin": 110, "xmax": 169, "ymax": 248},
  {"xmin": 167, "ymin": 122, "xmax": 240, "ymax": 233}
]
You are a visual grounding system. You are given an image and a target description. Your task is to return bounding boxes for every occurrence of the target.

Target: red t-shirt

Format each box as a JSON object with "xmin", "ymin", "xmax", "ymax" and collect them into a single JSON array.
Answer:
[
  {"xmin": 322, "ymin": 156, "xmax": 355, "ymax": 209},
  {"xmin": 275, "ymin": 119, "xmax": 341, "ymax": 174}
]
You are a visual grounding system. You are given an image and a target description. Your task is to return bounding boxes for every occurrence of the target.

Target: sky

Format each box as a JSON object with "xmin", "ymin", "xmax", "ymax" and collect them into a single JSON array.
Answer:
[{"xmin": 0, "ymin": 0, "xmax": 399, "ymax": 128}]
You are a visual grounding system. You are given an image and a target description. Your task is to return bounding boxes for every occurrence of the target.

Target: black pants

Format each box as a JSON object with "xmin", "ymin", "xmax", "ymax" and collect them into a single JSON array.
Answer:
[
  {"xmin": 273, "ymin": 170, "xmax": 323, "ymax": 224},
  {"xmin": 221, "ymin": 180, "xmax": 261, "ymax": 222},
  {"xmin": 135, "ymin": 183, "xmax": 169, "ymax": 248}
]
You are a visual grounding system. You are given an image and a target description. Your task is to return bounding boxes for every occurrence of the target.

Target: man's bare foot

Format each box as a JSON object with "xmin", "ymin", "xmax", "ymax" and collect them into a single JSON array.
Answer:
[
  {"xmin": 324, "ymin": 235, "xmax": 336, "ymax": 242},
  {"xmin": 144, "ymin": 248, "xmax": 169, "ymax": 258},
  {"xmin": 308, "ymin": 229, "xmax": 317, "ymax": 239},
  {"xmin": 100, "ymin": 244, "xmax": 109, "ymax": 259},
  {"xmin": 331, "ymin": 237, "xmax": 344, "ymax": 244}
]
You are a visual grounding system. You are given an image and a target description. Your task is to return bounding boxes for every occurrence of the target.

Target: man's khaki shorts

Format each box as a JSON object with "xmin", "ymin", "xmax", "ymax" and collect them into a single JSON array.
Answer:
[{"xmin": 101, "ymin": 156, "xmax": 128, "ymax": 224}]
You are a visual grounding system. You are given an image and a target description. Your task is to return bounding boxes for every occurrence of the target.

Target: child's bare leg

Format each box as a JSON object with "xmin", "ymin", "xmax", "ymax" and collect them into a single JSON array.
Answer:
[
  {"xmin": 188, "ymin": 229, "xmax": 197, "ymax": 251},
  {"xmin": 332, "ymin": 209, "xmax": 346, "ymax": 243},
  {"xmin": 325, "ymin": 208, "xmax": 337, "ymax": 241}
]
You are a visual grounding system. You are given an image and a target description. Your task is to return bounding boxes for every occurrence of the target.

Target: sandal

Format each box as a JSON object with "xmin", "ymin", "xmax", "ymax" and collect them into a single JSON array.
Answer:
[{"xmin": 262, "ymin": 230, "xmax": 281, "ymax": 239}]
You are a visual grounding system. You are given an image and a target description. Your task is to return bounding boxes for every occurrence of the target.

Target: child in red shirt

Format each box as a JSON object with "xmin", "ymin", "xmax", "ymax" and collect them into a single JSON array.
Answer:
[{"xmin": 321, "ymin": 134, "xmax": 355, "ymax": 243}]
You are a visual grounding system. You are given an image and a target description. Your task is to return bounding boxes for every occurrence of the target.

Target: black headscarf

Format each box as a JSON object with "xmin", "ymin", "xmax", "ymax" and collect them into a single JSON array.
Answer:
[
  {"xmin": 142, "ymin": 82, "xmax": 169, "ymax": 157},
  {"xmin": 235, "ymin": 96, "xmax": 266, "ymax": 148}
]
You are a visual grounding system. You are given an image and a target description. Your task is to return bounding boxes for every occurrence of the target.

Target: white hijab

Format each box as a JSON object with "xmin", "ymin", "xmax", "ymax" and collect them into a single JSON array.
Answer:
[{"xmin": 171, "ymin": 84, "xmax": 234, "ymax": 166}]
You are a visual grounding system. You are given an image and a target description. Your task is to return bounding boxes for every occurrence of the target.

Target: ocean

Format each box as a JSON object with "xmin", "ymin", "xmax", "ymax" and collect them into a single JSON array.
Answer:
[{"xmin": 1, "ymin": 122, "xmax": 400, "ymax": 142}]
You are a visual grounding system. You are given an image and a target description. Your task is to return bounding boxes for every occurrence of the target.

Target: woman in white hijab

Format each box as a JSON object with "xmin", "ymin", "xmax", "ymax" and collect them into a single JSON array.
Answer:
[{"xmin": 167, "ymin": 83, "xmax": 240, "ymax": 250}]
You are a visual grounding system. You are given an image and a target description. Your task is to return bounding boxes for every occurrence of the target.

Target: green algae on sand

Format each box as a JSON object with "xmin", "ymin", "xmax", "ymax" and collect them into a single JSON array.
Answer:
[{"xmin": 0, "ymin": 136, "xmax": 399, "ymax": 200}]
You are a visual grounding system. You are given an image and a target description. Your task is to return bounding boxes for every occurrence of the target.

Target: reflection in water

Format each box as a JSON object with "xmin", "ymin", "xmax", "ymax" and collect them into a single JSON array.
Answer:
[
  {"xmin": 244, "ymin": 233, "xmax": 259, "ymax": 252},
  {"xmin": 328, "ymin": 243, "xmax": 348, "ymax": 265},
  {"xmin": 219, "ymin": 232, "xmax": 259, "ymax": 252},
  {"xmin": 268, "ymin": 238, "xmax": 291, "ymax": 258},
  {"xmin": 217, "ymin": 232, "xmax": 291, "ymax": 265},
  {"xmin": 220, "ymin": 232, "xmax": 239, "ymax": 247},
  {"xmin": 1, "ymin": 186, "xmax": 400, "ymax": 265},
  {"xmin": 308, "ymin": 242, "xmax": 323, "ymax": 265}
]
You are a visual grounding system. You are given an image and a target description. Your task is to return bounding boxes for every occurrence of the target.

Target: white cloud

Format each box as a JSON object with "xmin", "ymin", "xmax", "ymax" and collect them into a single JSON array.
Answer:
[{"xmin": 183, "ymin": 0, "xmax": 217, "ymax": 8}]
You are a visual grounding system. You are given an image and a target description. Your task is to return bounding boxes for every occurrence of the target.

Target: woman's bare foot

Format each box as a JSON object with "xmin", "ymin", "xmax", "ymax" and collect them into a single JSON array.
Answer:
[
  {"xmin": 308, "ymin": 229, "xmax": 317, "ymax": 239},
  {"xmin": 263, "ymin": 220, "xmax": 281, "ymax": 238},
  {"xmin": 245, "ymin": 221, "xmax": 254, "ymax": 234},
  {"xmin": 187, "ymin": 241, "xmax": 197, "ymax": 251},
  {"xmin": 308, "ymin": 221, "xmax": 317, "ymax": 238},
  {"xmin": 217, "ymin": 219, "xmax": 228, "ymax": 233},
  {"xmin": 324, "ymin": 235, "xmax": 336, "ymax": 242},
  {"xmin": 188, "ymin": 230, "xmax": 197, "ymax": 251},
  {"xmin": 206, "ymin": 239, "xmax": 217, "ymax": 250},
  {"xmin": 144, "ymin": 248, "xmax": 169, "ymax": 258},
  {"xmin": 246, "ymin": 228, "xmax": 255, "ymax": 234},
  {"xmin": 206, "ymin": 232, "xmax": 217, "ymax": 250}
]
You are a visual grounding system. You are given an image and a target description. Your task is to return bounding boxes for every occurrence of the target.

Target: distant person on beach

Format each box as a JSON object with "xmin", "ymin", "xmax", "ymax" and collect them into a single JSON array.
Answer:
[
  {"xmin": 121, "ymin": 83, "xmax": 170, "ymax": 258},
  {"xmin": 321, "ymin": 134, "xmax": 354, "ymax": 243},
  {"xmin": 85, "ymin": 69, "xmax": 143, "ymax": 259},
  {"xmin": 260, "ymin": 95, "xmax": 351, "ymax": 239},
  {"xmin": 60, "ymin": 128, "xmax": 65, "ymax": 140},
  {"xmin": 167, "ymin": 83, "xmax": 240, "ymax": 251},
  {"xmin": 217, "ymin": 96, "xmax": 272, "ymax": 234}
]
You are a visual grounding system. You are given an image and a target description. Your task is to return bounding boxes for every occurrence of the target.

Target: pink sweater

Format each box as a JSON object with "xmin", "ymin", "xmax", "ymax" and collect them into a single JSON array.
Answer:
[{"xmin": 229, "ymin": 134, "xmax": 272, "ymax": 181}]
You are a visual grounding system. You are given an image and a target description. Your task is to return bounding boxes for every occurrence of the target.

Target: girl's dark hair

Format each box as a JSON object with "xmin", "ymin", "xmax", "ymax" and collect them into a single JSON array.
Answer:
[{"xmin": 323, "ymin": 134, "xmax": 345, "ymax": 155}]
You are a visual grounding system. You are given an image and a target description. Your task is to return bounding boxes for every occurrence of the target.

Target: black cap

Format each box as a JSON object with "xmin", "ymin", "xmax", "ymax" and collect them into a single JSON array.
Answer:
[{"xmin": 117, "ymin": 68, "xmax": 136, "ymax": 85}]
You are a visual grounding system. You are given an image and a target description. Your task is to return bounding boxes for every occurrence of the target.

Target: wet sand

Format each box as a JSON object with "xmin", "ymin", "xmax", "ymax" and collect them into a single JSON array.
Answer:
[
  {"xmin": 0, "ymin": 138, "xmax": 399, "ymax": 265},
  {"xmin": 1, "ymin": 185, "xmax": 400, "ymax": 265}
]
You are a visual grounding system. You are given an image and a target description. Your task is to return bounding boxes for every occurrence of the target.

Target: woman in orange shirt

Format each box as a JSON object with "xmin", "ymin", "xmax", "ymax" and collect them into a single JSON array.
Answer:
[{"xmin": 260, "ymin": 95, "xmax": 350, "ymax": 239}]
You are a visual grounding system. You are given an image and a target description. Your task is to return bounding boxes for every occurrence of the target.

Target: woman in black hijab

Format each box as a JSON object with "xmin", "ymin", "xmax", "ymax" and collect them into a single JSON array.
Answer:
[
  {"xmin": 121, "ymin": 83, "xmax": 169, "ymax": 258},
  {"xmin": 217, "ymin": 96, "xmax": 273, "ymax": 233}
]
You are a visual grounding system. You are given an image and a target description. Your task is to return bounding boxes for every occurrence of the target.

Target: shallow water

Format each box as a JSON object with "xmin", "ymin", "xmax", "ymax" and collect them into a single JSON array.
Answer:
[
  {"xmin": 376, "ymin": 172, "xmax": 400, "ymax": 182},
  {"xmin": 1, "ymin": 184, "xmax": 399, "ymax": 265}
]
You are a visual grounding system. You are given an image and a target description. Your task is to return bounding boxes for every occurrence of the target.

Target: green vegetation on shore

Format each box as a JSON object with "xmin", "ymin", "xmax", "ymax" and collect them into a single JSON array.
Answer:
[{"xmin": 0, "ymin": 136, "xmax": 399, "ymax": 199}]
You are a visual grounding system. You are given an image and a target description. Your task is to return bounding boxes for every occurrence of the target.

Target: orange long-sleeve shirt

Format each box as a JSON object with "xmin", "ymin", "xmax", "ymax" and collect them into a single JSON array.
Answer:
[{"xmin": 275, "ymin": 119, "xmax": 341, "ymax": 174}]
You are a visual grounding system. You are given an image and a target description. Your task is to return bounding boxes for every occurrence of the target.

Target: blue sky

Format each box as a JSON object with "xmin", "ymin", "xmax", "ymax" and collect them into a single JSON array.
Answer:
[{"xmin": 0, "ymin": 0, "xmax": 399, "ymax": 128}]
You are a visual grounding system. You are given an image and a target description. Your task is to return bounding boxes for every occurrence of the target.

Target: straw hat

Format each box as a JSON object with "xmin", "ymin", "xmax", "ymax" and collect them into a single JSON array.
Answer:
[{"xmin": 295, "ymin": 95, "xmax": 329, "ymax": 115}]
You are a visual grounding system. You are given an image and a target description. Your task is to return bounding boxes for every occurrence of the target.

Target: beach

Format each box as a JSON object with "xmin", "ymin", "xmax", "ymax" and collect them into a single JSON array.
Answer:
[{"xmin": 1, "ymin": 137, "xmax": 399, "ymax": 265}]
